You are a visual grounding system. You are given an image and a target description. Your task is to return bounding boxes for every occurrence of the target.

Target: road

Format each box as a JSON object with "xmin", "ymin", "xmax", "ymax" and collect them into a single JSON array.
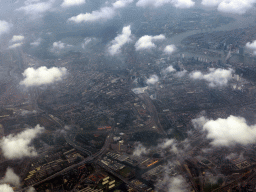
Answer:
[{"xmin": 97, "ymin": 161, "xmax": 145, "ymax": 192}]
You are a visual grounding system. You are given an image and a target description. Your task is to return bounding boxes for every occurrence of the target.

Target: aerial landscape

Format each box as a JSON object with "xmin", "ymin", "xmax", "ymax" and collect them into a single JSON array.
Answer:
[{"xmin": 1, "ymin": 0, "xmax": 256, "ymax": 191}]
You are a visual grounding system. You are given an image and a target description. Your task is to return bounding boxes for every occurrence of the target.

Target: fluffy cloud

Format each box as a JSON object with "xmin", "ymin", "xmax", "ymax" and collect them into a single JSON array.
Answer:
[
  {"xmin": 146, "ymin": 74, "xmax": 159, "ymax": 85},
  {"xmin": 10, "ymin": 35, "xmax": 24, "ymax": 43},
  {"xmin": 201, "ymin": 0, "xmax": 255, "ymax": 14},
  {"xmin": 0, "ymin": 21, "xmax": 12, "ymax": 36},
  {"xmin": 0, "ymin": 125, "xmax": 44, "ymax": 159},
  {"xmin": 20, "ymin": 66, "xmax": 67, "ymax": 87},
  {"xmin": 190, "ymin": 68, "xmax": 234, "ymax": 87},
  {"xmin": 164, "ymin": 44, "xmax": 176, "ymax": 54},
  {"xmin": 16, "ymin": 0, "xmax": 53, "ymax": 15},
  {"xmin": 133, "ymin": 143, "xmax": 148, "ymax": 156},
  {"xmin": 0, "ymin": 168, "xmax": 20, "ymax": 187},
  {"xmin": 108, "ymin": 25, "xmax": 132, "ymax": 55},
  {"xmin": 61, "ymin": 0, "xmax": 86, "ymax": 7},
  {"xmin": 193, "ymin": 115, "xmax": 256, "ymax": 147},
  {"xmin": 246, "ymin": 40, "xmax": 256, "ymax": 54},
  {"xmin": 136, "ymin": 0, "xmax": 195, "ymax": 8},
  {"xmin": 158, "ymin": 139, "xmax": 178, "ymax": 153},
  {"xmin": 135, "ymin": 34, "xmax": 165, "ymax": 51},
  {"xmin": 68, "ymin": 0, "xmax": 133, "ymax": 23},
  {"xmin": 0, "ymin": 184, "xmax": 14, "ymax": 192}
]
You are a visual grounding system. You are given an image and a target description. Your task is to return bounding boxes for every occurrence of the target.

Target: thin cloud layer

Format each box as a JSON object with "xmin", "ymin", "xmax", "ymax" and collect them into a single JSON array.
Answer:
[
  {"xmin": 135, "ymin": 34, "xmax": 165, "ymax": 51},
  {"xmin": 246, "ymin": 40, "xmax": 256, "ymax": 54},
  {"xmin": 9, "ymin": 43, "xmax": 23, "ymax": 49},
  {"xmin": 20, "ymin": 66, "xmax": 67, "ymax": 87},
  {"xmin": 17, "ymin": 0, "xmax": 53, "ymax": 15},
  {"xmin": 146, "ymin": 74, "xmax": 159, "ymax": 85},
  {"xmin": 109, "ymin": 25, "xmax": 132, "ymax": 55},
  {"xmin": 31, "ymin": 38, "xmax": 42, "ymax": 47},
  {"xmin": 164, "ymin": 44, "xmax": 176, "ymax": 54},
  {"xmin": 68, "ymin": 0, "xmax": 133, "ymax": 23},
  {"xmin": 190, "ymin": 68, "xmax": 234, "ymax": 87},
  {"xmin": 193, "ymin": 115, "xmax": 256, "ymax": 146},
  {"xmin": 136, "ymin": 0, "xmax": 195, "ymax": 8},
  {"xmin": 0, "ymin": 21, "xmax": 11, "ymax": 36},
  {"xmin": 201, "ymin": 0, "xmax": 255, "ymax": 14},
  {"xmin": 0, "ymin": 125, "xmax": 44, "ymax": 159},
  {"xmin": 61, "ymin": 0, "xmax": 86, "ymax": 7},
  {"xmin": 168, "ymin": 176, "xmax": 189, "ymax": 192}
]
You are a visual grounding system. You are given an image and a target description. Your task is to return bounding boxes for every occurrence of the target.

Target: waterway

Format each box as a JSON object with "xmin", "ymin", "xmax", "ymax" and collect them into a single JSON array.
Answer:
[{"xmin": 168, "ymin": 14, "xmax": 256, "ymax": 45}]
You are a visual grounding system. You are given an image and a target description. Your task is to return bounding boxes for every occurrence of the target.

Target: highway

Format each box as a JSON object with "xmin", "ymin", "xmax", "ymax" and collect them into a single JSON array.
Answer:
[
  {"xmin": 19, "ymin": 133, "xmax": 113, "ymax": 192},
  {"xmin": 139, "ymin": 93, "xmax": 167, "ymax": 136}
]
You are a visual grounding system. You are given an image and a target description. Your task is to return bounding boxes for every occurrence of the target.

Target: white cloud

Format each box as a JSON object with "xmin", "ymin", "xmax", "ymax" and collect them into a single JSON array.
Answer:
[
  {"xmin": 68, "ymin": 7, "xmax": 115, "ymax": 23},
  {"xmin": 162, "ymin": 65, "xmax": 176, "ymax": 75},
  {"xmin": 53, "ymin": 41, "xmax": 65, "ymax": 49},
  {"xmin": 201, "ymin": 0, "xmax": 255, "ymax": 14},
  {"xmin": 0, "ymin": 21, "xmax": 12, "ymax": 36},
  {"xmin": 0, "ymin": 168, "xmax": 20, "ymax": 187},
  {"xmin": 190, "ymin": 68, "xmax": 234, "ymax": 87},
  {"xmin": 0, "ymin": 184, "xmax": 14, "ymax": 192},
  {"xmin": 146, "ymin": 74, "xmax": 159, "ymax": 85},
  {"xmin": 17, "ymin": 0, "xmax": 53, "ymax": 15},
  {"xmin": 164, "ymin": 44, "xmax": 176, "ymax": 54},
  {"xmin": 113, "ymin": 0, "xmax": 133, "ymax": 8},
  {"xmin": 168, "ymin": 176, "xmax": 189, "ymax": 192},
  {"xmin": 194, "ymin": 115, "xmax": 256, "ymax": 147},
  {"xmin": 174, "ymin": 70, "xmax": 187, "ymax": 78},
  {"xmin": 0, "ymin": 125, "xmax": 44, "ymax": 159},
  {"xmin": 51, "ymin": 41, "xmax": 73, "ymax": 54},
  {"xmin": 9, "ymin": 43, "xmax": 23, "ymax": 49},
  {"xmin": 136, "ymin": 0, "xmax": 195, "ymax": 8},
  {"xmin": 10, "ymin": 35, "xmax": 24, "ymax": 43},
  {"xmin": 68, "ymin": 0, "xmax": 133, "ymax": 23},
  {"xmin": 246, "ymin": 40, "xmax": 256, "ymax": 54},
  {"xmin": 61, "ymin": 0, "xmax": 86, "ymax": 7},
  {"xmin": 109, "ymin": 25, "xmax": 132, "ymax": 55},
  {"xmin": 31, "ymin": 38, "xmax": 42, "ymax": 47},
  {"xmin": 135, "ymin": 34, "xmax": 165, "ymax": 51},
  {"xmin": 133, "ymin": 143, "xmax": 148, "ymax": 156},
  {"xmin": 20, "ymin": 66, "xmax": 67, "ymax": 87},
  {"xmin": 26, "ymin": 187, "xmax": 36, "ymax": 192}
]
